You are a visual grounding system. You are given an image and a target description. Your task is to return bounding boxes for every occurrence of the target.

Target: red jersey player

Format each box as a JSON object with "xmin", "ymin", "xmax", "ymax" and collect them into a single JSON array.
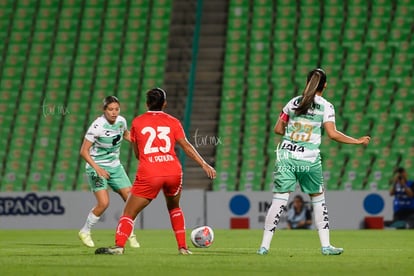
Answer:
[{"xmin": 95, "ymin": 88, "xmax": 216, "ymax": 255}]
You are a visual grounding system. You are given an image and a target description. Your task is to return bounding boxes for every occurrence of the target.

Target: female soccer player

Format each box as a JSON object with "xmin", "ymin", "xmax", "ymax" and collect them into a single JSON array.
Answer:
[
  {"xmin": 78, "ymin": 96, "xmax": 139, "ymax": 248},
  {"xmin": 257, "ymin": 68, "xmax": 370, "ymax": 255},
  {"xmin": 95, "ymin": 88, "xmax": 216, "ymax": 255}
]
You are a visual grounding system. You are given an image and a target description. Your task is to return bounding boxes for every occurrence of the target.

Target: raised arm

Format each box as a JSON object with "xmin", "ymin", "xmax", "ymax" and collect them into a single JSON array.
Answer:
[
  {"xmin": 324, "ymin": 121, "xmax": 370, "ymax": 145},
  {"xmin": 176, "ymin": 138, "xmax": 216, "ymax": 179}
]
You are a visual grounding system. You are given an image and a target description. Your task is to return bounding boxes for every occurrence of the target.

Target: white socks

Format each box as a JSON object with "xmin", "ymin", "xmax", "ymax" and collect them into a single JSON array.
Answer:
[
  {"xmin": 80, "ymin": 210, "xmax": 100, "ymax": 233},
  {"xmin": 260, "ymin": 193, "xmax": 290, "ymax": 250},
  {"xmin": 260, "ymin": 192, "xmax": 332, "ymax": 250},
  {"xmin": 311, "ymin": 193, "xmax": 330, "ymax": 247},
  {"xmin": 80, "ymin": 210, "xmax": 137, "ymax": 236}
]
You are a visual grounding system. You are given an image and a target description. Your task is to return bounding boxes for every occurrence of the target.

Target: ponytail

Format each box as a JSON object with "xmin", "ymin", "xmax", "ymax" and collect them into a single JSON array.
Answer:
[{"xmin": 294, "ymin": 68, "xmax": 327, "ymax": 116}]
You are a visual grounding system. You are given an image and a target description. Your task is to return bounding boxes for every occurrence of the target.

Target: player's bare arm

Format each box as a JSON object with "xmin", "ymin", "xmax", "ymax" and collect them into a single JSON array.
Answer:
[
  {"xmin": 324, "ymin": 121, "xmax": 371, "ymax": 145},
  {"xmin": 274, "ymin": 119, "xmax": 287, "ymax": 135},
  {"xmin": 123, "ymin": 129, "xmax": 131, "ymax": 142},
  {"xmin": 79, "ymin": 138, "xmax": 110, "ymax": 179},
  {"xmin": 177, "ymin": 138, "xmax": 216, "ymax": 179},
  {"xmin": 274, "ymin": 112, "xmax": 288, "ymax": 135},
  {"xmin": 132, "ymin": 141, "xmax": 139, "ymax": 159}
]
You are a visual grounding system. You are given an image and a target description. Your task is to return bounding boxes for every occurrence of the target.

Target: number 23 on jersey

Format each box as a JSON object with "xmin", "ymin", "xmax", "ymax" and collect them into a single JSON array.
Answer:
[
  {"xmin": 141, "ymin": 126, "xmax": 171, "ymax": 154},
  {"xmin": 290, "ymin": 122, "xmax": 313, "ymax": 142}
]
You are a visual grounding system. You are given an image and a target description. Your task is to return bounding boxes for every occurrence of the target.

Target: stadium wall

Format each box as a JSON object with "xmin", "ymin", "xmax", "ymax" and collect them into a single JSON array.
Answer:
[{"xmin": 0, "ymin": 190, "xmax": 393, "ymax": 230}]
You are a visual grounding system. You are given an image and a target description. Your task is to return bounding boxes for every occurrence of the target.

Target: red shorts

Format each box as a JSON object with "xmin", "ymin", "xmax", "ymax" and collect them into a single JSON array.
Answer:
[{"xmin": 131, "ymin": 174, "xmax": 183, "ymax": 199}]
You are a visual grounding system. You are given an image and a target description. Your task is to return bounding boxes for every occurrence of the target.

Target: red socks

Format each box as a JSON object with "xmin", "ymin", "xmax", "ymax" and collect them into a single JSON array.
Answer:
[
  {"xmin": 115, "ymin": 209, "xmax": 187, "ymax": 249},
  {"xmin": 169, "ymin": 208, "xmax": 187, "ymax": 249},
  {"xmin": 115, "ymin": 216, "xmax": 134, "ymax": 247}
]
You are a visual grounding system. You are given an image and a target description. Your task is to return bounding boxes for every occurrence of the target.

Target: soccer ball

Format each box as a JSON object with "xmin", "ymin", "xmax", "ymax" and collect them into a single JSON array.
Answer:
[{"xmin": 190, "ymin": 226, "xmax": 214, "ymax": 248}]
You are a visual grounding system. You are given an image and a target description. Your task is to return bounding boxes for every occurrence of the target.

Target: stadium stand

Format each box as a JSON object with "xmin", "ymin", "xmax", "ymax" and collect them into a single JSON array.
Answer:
[
  {"xmin": 0, "ymin": 0, "xmax": 412, "ymax": 192},
  {"xmin": 0, "ymin": 0, "xmax": 171, "ymax": 191},
  {"xmin": 214, "ymin": 0, "xmax": 414, "ymax": 191}
]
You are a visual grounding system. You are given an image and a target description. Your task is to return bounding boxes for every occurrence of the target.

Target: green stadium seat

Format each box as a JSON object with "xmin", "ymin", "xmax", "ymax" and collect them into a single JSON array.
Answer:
[
  {"xmin": 251, "ymin": 15, "xmax": 272, "ymax": 30},
  {"xmin": 323, "ymin": 157, "xmax": 341, "ymax": 190},
  {"xmin": 388, "ymin": 18, "xmax": 412, "ymax": 43},
  {"xmin": 365, "ymin": 64, "xmax": 389, "ymax": 81},
  {"xmin": 61, "ymin": 4, "xmax": 82, "ymax": 17},
  {"xmin": 368, "ymin": 147, "xmax": 401, "ymax": 188},
  {"xmin": 226, "ymin": 48, "xmax": 246, "ymax": 67},
  {"xmin": 26, "ymin": 169, "xmax": 50, "ymax": 192},
  {"xmin": 224, "ymin": 65, "xmax": 244, "ymax": 79},
  {"xmin": 365, "ymin": 5, "xmax": 391, "ymax": 43},
  {"xmin": 126, "ymin": 17, "xmax": 147, "ymax": 34},
  {"xmin": 341, "ymin": 99, "xmax": 365, "ymax": 115},
  {"xmin": 1, "ymin": 157, "xmax": 26, "ymax": 191},
  {"xmin": 321, "ymin": 25, "xmax": 342, "ymax": 42},
  {"xmin": 0, "ymin": 19, "xmax": 12, "ymax": 43},
  {"xmin": 391, "ymin": 99, "xmax": 414, "ymax": 114},
  {"xmin": 274, "ymin": 27, "xmax": 295, "ymax": 42},
  {"xmin": 263, "ymin": 163, "xmax": 275, "ymax": 191},
  {"xmin": 239, "ymin": 158, "xmax": 265, "ymax": 191},
  {"xmin": 146, "ymin": 53, "xmax": 166, "ymax": 67},
  {"xmin": 368, "ymin": 98, "xmax": 391, "ymax": 113},
  {"xmin": 389, "ymin": 63, "xmax": 412, "ymax": 82},
  {"xmin": 96, "ymin": 64, "xmax": 117, "ymax": 79},
  {"xmin": 367, "ymin": 159, "xmax": 391, "ymax": 190},
  {"xmin": 250, "ymin": 29, "xmax": 271, "ymax": 43},
  {"xmin": 249, "ymin": 51, "xmax": 269, "ymax": 67},
  {"xmin": 342, "ymin": 151, "xmax": 372, "ymax": 190},
  {"xmin": 214, "ymin": 164, "xmax": 238, "ymax": 191}
]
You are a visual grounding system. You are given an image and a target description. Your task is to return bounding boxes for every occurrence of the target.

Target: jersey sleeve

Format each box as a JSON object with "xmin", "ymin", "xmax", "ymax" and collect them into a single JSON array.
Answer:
[
  {"xmin": 282, "ymin": 100, "xmax": 291, "ymax": 115},
  {"xmin": 173, "ymin": 119, "xmax": 186, "ymax": 141},
  {"xmin": 323, "ymin": 102, "xmax": 336, "ymax": 123},
  {"xmin": 282, "ymin": 97, "xmax": 299, "ymax": 117},
  {"xmin": 84, "ymin": 121, "xmax": 99, "ymax": 143}
]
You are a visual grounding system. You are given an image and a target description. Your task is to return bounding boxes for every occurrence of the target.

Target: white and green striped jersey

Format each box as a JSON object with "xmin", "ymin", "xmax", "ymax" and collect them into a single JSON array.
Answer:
[
  {"xmin": 84, "ymin": 115, "xmax": 128, "ymax": 168},
  {"xmin": 278, "ymin": 95, "xmax": 335, "ymax": 162}
]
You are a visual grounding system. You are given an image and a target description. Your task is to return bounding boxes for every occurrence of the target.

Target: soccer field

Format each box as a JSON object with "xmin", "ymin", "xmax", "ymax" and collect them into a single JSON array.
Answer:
[{"xmin": 0, "ymin": 229, "xmax": 412, "ymax": 276}]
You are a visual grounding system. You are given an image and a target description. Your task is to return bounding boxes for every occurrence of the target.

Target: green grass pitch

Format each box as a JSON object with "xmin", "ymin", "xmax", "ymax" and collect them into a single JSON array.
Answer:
[{"xmin": 0, "ymin": 229, "xmax": 413, "ymax": 275}]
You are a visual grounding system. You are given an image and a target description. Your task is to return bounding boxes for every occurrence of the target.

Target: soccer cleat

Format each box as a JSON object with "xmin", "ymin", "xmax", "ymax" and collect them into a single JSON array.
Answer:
[
  {"xmin": 78, "ymin": 231, "xmax": 95, "ymax": 248},
  {"xmin": 321, "ymin": 245, "xmax": 344, "ymax": 255},
  {"xmin": 95, "ymin": 246, "xmax": 124, "ymax": 255},
  {"xmin": 178, "ymin": 248, "xmax": 193, "ymax": 255},
  {"xmin": 128, "ymin": 234, "xmax": 140, "ymax": 248},
  {"xmin": 256, "ymin": 247, "xmax": 269, "ymax": 255}
]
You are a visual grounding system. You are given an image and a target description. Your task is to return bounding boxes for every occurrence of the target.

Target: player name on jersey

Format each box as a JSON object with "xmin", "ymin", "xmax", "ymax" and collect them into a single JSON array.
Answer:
[{"xmin": 148, "ymin": 154, "xmax": 175, "ymax": 163}]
